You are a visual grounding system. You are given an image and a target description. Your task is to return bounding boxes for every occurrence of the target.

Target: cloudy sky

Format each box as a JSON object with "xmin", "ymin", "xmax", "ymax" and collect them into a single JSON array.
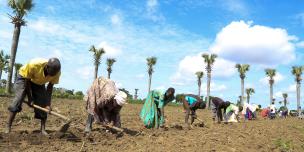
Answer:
[{"xmin": 0, "ymin": 0, "xmax": 303, "ymax": 108}]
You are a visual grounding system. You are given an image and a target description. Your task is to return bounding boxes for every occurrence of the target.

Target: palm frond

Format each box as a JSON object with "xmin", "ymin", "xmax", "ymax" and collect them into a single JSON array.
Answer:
[{"xmin": 195, "ymin": 71, "xmax": 204, "ymax": 79}]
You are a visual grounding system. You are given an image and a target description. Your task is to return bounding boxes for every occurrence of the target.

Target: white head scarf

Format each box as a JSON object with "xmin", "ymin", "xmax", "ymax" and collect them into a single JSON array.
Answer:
[{"xmin": 115, "ymin": 91, "xmax": 128, "ymax": 106}]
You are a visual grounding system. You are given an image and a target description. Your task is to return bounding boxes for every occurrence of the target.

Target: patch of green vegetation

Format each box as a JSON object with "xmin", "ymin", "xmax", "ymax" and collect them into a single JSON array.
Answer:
[
  {"xmin": 274, "ymin": 138, "xmax": 293, "ymax": 152},
  {"xmin": 128, "ymin": 99, "xmax": 144, "ymax": 104}
]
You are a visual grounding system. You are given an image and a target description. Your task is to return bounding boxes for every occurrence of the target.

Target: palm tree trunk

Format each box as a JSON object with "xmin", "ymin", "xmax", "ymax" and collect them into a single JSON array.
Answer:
[
  {"xmin": 207, "ymin": 71, "xmax": 211, "ymax": 109},
  {"xmin": 14, "ymin": 67, "xmax": 17, "ymax": 83},
  {"xmin": 198, "ymin": 79, "xmax": 201, "ymax": 97},
  {"xmin": 284, "ymin": 98, "xmax": 287, "ymax": 107},
  {"xmin": 148, "ymin": 74, "xmax": 152, "ymax": 92},
  {"xmin": 241, "ymin": 78, "xmax": 244, "ymax": 105},
  {"xmin": 0, "ymin": 70, "xmax": 2, "ymax": 80},
  {"xmin": 94, "ymin": 65, "xmax": 98, "ymax": 79},
  {"xmin": 270, "ymin": 83, "xmax": 273, "ymax": 105},
  {"xmin": 297, "ymin": 82, "xmax": 301, "ymax": 114},
  {"xmin": 247, "ymin": 95, "xmax": 250, "ymax": 104},
  {"xmin": 6, "ymin": 25, "xmax": 21, "ymax": 94},
  {"xmin": 108, "ymin": 71, "xmax": 111, "ymax": 79}
]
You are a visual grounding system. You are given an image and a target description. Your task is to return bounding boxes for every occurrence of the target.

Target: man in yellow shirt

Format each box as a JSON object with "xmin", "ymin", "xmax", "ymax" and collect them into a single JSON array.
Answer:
[{"xmin": 5, "ymin": 58, "xmax": 61, "ymax": 135}]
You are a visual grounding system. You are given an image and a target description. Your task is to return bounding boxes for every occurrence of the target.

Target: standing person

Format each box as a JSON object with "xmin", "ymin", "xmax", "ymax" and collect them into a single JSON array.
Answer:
[
  {"xmin": 84, "ymin": 77, "xmax": 127, "ymax": 133},
  {"xmin": 5, "ymin": 58, "xmax": 61, "ymax": 135},
  {"xmin": 210, "ymin": 97, "xmax": 231, "ymax": 123},
  {"xmin": 182, "ymin": 94, "xmax": 206, "ymax": 128},
  {"xmin": 140, "ymin": 88, "xmax": 175, "ymax": 129},
  {"xmin": 269, "ymin": 102, "xmax": 276, "ymax": 119}
]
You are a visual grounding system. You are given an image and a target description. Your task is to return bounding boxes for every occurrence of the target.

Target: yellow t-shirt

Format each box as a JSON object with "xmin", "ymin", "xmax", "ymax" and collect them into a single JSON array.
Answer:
[{"xmin": 19, "ymin": 58, "xmax": 61, "ymax": 85}]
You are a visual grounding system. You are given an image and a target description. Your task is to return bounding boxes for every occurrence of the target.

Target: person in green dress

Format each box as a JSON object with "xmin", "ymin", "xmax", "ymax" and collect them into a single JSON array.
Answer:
[{"xmin": 140, "ymin": 88, "xmax": 175, "ymax": 128}]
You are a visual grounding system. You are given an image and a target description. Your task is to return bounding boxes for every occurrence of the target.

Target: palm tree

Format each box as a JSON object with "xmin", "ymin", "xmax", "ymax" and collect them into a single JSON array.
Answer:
[
  {"xmin": 282, "ymin": 93, "xmax": 288, "ymax": 107},
  {"xmin": 291, "ymin": 66, "xmax": 303, "ymax": 113},
  {"xmin": 195, "ymin": 71, "xmax": 204, "ymax": 97},
  {"xmin": 106, "ymin": 58, "xmax": 116, "ymax": 79},
  {"xmin": 13, "ymin": 63, "xmax": 22, "ymax": 83},
  {"xmin": 134, "ymin": 88, "xmax": 139, "ymax": 100},
  {"xmin": 235, "ymin": 64, "xmax": 250, "ymax": 105},
  {"xmin": 89, "ymin": 45, "xmax": 105, "ymax": 79},
  {"xmin": 6, "ymin": 0, "xmax": 34, "ymax": 94},
  {"xmin": 0, "ymin": 50, "xmax": 10, "ymax": 80},
  {"xmin": 146, "ymin": 57, "xmax": 157, "ymax": 92},
  {"xmin": 202, "ymin": 53, "xmax": 217, "ymax": 109},
  {"xmin": 265, "ymin": 68, "xmax": 276, "ymax": 105},
  {"xmin": 246, "ymin": 88, "xmax": 255, "ymax": 104}
]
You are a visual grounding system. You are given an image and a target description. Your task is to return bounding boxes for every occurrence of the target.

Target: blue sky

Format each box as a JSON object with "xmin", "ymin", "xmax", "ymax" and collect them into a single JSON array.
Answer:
[{"xmin": 0, "ymin": 0, "xmax": 303, "ymax": 109}]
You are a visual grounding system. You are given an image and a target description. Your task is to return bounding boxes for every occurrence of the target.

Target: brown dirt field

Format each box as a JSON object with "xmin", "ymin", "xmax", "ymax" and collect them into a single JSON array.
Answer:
[{"xmin": 1, "ymin": 97, "xmax": 304, "ymax": 152}]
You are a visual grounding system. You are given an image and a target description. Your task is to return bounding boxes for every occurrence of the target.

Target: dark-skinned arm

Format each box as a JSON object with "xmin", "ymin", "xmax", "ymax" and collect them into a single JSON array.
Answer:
[
  {"xmin": 25, "ymin": 79, "xmax": 33, "ymax": 106},
  {"xmin": 46, "ymin": 83, "xmax": 54, "ymax": 111},
  {"xmin": 182, "ymin": 98, "xmax": 190, "ymax": 125}
]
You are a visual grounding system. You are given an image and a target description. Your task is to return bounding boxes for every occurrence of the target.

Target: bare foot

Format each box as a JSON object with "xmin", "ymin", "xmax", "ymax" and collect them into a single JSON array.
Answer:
[
  {"xmin": 4, "ymin": 125, "xmax": 11, "ymax": 134},
  {"xmin": 41, "ymin": 130, "xmax": 49, "ymax": 136}
]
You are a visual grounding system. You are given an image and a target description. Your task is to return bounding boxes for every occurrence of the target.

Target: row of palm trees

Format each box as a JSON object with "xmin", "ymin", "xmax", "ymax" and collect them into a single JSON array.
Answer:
[
  {"xmin": 193, "ymin": 54, "xmax": 303, "ymax": 113},
  {"xmin": 89, "ymin": 45, "xmax": 116, "ymax": 79}
]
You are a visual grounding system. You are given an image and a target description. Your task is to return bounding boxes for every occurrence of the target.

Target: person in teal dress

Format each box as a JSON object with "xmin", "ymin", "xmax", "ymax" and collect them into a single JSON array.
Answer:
[
  {"xmin": 182, "ymin": 94, "xmax": 206, "ymax": 127},
  {"xmin": 140, "ymin": 88, "xmax": 175, "ymax": 128}
]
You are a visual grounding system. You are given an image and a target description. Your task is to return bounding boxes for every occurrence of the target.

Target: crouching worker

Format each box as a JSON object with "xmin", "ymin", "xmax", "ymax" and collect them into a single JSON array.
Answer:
[
  {"xmin": 224, "ymin": 104, "xmax": 239, "ymax": 123},
  {"xmin": 140, "ymin": 88, "xmax": 175, "ymax": 129},
  {"xmin": 242, "ymin": 103, "xmax": 259, "ymax": 120},
  {"xmin": 84, "ymin": 77, "xmax": 127, "ymax": 133},
  {"xmin": 5, "ymin": 58, "xmax": 61, "ymax": 135},
  {"xmin": 182, "ymin": 94, "xmax": 206, "ymax": 128},
  {"xmin": 211, "ymin": 97, "xmax": 231, "ymax": 123}
]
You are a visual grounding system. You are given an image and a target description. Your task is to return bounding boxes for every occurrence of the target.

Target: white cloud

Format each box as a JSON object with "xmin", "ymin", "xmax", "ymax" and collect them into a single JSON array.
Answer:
[
  {"xmin": 220, "ymin": 0, "xmax": 248, "ymax": 15},
  {"xmin": 287, "ymin": 84, "xmax": 296, "ymax": 92},
  {"xmin": 76, "ymin": 66, "xmax": 93, "ymax": 80},
  {"xmin": 210, "ymin": 20, "xmax": 297, "ymax": 66},
  {"xmin": 171, "ymin": 53, "xmax": 236, "ymax": 85},
  {"xmin": 259, "ymin": 72, "xmax": 285, "ymax": 86},
  {"xmin": 203, "ymin": 83, "xmax": 227, "ymax": 92},
  {"xmin": 111, "ymin": 14, "xmax": 122, "ymax": 26},
  {"xmin": 296, "ymin": 13, "xmax": 304, "ymax": 27},
  {"xmin": 98, "ymin": 41, "xmax": 122, "ymax": 57},
  {"xmin": 153, "ymin": 85, "xmax": 166, "ymax": 91},
  {"xmin": 296, "ymin": 41, "xmax": 304, "ymax": 48},
  {"xmin": 146, "ymin": 0, "xmax": 164, "ymax": 22},
  {"xmin": 135, "ymin": 73, "xmax": 145, "ymax": 79},
  {"xmin": 46, "ymin": 6, "xmax": 56, "ymax": 14}
]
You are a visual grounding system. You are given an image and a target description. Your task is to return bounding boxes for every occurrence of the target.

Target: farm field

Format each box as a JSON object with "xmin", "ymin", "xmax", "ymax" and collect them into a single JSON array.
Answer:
[{"xmin": 1, "ymin": 97, "xmax": 304, "ymax": 152}]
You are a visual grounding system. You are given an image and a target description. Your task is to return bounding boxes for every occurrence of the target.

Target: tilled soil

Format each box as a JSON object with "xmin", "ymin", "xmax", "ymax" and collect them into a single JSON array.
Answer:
[{"xmin": 1, "ymin": 97, "xmax": 304, "ymax": 152}]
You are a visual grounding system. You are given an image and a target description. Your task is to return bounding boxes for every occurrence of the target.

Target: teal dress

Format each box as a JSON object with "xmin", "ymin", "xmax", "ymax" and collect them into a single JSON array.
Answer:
[
  {"xmin": 185, "ymin": 96, "xmax": 198, "ymax": 106},
  {"xmin": 140, "ymin": 90, "xmax": 170, "ymax": 128}
]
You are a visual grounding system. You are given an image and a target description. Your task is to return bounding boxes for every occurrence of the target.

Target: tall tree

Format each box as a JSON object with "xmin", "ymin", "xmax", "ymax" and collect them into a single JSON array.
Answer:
[
  {"xmin": 14, "ymin": 63, "xmax": 22, "ymax": 83},
  {"xmin": 282, "ymin": 93, "xmax": 288, "ymax": 107},
  {"xmin": 106, "ymin": 58, "xmax": 116, "ymax": 79},
  {"xmin": 246, "ymin": 88, "xmax": 255, "ymax": 104},
  {"xmin": 202, "ymin": 53, "xmax": 217, "ymax": 109},
  {"xmin": 146, "ymin": 57, "xmax": 157, "ymax": 92},
  {"xmin": 265, "ymin": 68, "xmax": 276, "ymax": 105},
  {"xmin": 235, "ymin": 64, "xmax": 250, "ymax": 105},
  {"xmin": 134, "ymin": 88, "xmax": 139, "ymax": 100},
  {"xmin": 0, "ymin": 50, "xmax": 10, "ymax": 80},
  {"xmin": 89, "ymin": 45, "xmax": 105, "ymax": 79},
  {"xmin": 195, "ymin": 71, "xmax": 204, "ymax": 97},
  {"xmin": 6, "ymin": 0, "xmax": 34, "ymax": 93},
  {"xmin": 291, "ymin": 66, "xmax": 303, "ymax": 114}
]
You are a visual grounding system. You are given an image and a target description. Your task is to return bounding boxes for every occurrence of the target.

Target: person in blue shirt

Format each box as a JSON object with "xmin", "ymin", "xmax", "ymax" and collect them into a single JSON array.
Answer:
[{"xmin": 182, "ymin": 94, "xmax": 206, "ymax": 127}]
